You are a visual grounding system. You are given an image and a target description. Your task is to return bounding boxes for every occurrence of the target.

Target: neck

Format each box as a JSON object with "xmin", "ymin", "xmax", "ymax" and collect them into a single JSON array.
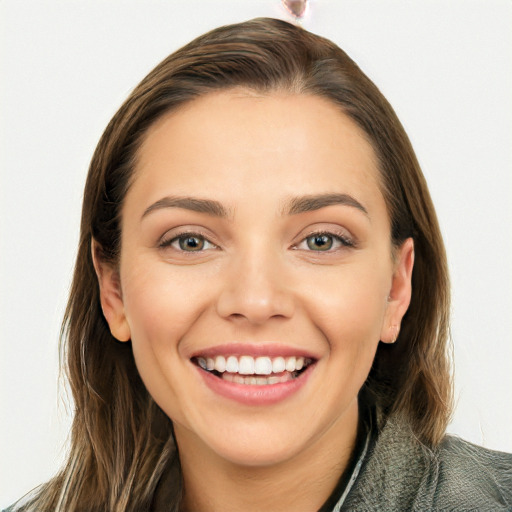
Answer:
[{"xmin": 176, "ymin": 401, "xmax": 359, "ymax": 512}]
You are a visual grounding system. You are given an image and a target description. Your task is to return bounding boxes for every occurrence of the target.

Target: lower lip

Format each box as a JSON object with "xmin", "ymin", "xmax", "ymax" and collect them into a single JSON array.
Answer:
[{"xmin": 197, "ymin": 365, "xmax": 315, "ymax": 406}]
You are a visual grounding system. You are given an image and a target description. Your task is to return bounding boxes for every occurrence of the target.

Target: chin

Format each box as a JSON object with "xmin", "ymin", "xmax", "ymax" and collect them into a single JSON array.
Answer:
[
  {"xmin": 208, "ymin": 436, "xmax": 307, "ymax": 468},
  {"xmin": 175, "ymin": 416, "xmax": 313, "ymax": 469}
]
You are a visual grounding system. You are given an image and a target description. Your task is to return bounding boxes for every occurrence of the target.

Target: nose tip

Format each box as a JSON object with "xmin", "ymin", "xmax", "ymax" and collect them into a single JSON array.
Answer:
[
  {"xmin": 215, "ymin": 259, "xmax": 294, "ymax": 325},
  {"xmin": 219, "ymin": 295, "xmax": 290, "ymax": 325}
]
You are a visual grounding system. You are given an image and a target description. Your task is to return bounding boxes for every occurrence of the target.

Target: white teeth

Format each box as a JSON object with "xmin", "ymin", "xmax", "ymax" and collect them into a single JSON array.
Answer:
[
  {"xmin": 225, "ymin": 356, "xmax": 239, "ymax": 373},
  {"xmin": 254, "ymin": 357, "xmax": 273, "ymax": 375},
  {"xmin": 221, "ymin": 372, "xmax": 294, "ymax": 385},
  {"xmin": 238, "ymin": 355, "xmax": 255, "ymax": 375},
  {"xmin": 214, "ymin": 355, "xmax": 226, "ymax": 372},
  {"xmin": 197, "ymin": 354, "xmax": 312, "ymax": 377},
  {"xmin": 285, "ymin": 357, "xmax": 296, "ymax": 372},
  {"xmin": 272, "ymin": 356, "xmax": 286, "ymax": 373}
]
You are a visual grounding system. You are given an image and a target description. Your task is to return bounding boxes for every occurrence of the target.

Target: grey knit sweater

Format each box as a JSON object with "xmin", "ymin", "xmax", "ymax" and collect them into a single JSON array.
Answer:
[{"xmin": 339, "ymin": 415, "xmax": 512, "ymax": 511}]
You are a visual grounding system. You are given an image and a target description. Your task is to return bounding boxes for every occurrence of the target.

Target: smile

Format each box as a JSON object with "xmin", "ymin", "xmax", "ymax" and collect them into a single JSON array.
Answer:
[
  {"xmin": 194, "ymin": 354, "xmax": 313, "ymax": 386},
  {"xmin": 192, "ymin": 355, "xmax": 315, "ymax": 405}
]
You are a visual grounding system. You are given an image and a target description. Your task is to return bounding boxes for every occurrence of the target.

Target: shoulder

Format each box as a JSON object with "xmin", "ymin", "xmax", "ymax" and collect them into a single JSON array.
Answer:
[
  {"xmin": 2, "ymin": 502, "xmax": 20, "ymax": 512},
  {"xmin": 433, "ymin": 435, "xmax": 512, "ymax": 509},
  {"xmin": 343, "ymin": 415, "xmax": 512, "ymax": 511},
  {"xmin": 2, "ymin": 486, "xmax": 44, "ymax": 512}
]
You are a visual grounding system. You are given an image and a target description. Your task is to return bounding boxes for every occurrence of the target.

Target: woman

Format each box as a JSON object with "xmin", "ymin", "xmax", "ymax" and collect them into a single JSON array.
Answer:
[{"xmin": 7, "ymin": 17, "xmax": 511, "ymax": 512}]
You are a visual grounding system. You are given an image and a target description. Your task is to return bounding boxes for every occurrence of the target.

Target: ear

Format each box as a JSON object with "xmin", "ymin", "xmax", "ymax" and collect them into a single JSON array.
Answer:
[
  {"xmin": 91, "ymin": 239, "xmax": 131, "ymax": 342},
  {"xmin": 381, "ymin": 237, "xmax": 414, "ymax": 344}
]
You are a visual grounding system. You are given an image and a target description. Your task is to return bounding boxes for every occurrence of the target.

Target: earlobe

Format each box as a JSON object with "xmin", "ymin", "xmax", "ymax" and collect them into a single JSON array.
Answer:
[
  {"xmin": 381, "ymin": 238, "xmax": 414, "ymax": 344},
  {"xmin": 91, "ymin": 239, "xmax": 131, "ymax": 342}
]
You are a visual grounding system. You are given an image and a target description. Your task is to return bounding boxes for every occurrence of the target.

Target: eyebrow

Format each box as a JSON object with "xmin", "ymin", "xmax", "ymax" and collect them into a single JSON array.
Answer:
[
  {"xmin": 142, "ymin": 196, "xmax": 230, "ymax": 220},
  {"xmin": 141, "ymin": 192, "xmax": 368, "ymax": 221},
  {"xmin": 283, "ymin": 193, "xmax": 369, "ymax": 217}
]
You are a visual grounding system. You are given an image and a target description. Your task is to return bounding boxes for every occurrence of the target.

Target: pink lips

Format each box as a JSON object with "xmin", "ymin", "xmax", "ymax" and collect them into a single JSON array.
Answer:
[
  {"xmin": 197, "ymin": 363, "xmax": 314, "ymax": 406},
  {"xmin": 191, "ymin": 343, "xmax": 317, "ymax": 406}
]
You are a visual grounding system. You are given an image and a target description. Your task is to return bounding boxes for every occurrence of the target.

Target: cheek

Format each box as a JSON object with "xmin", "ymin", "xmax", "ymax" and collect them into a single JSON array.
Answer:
[
  {"xmin": 119, "ymin": 261, "xmax": 218, "ymax": 405},
  {"xmin": 119, "ymin": 262, "xmax": 214, "ymax": 421},
  {"xmin": 121, "ymin": 261, "xmax": 211, "ymax": 343},
  {"xmin": 291, "ymin": 265, "xmax": 389, "ymax": 428},
  {"xmin": 301, "ymin": 264, "xmax": 389, "ymax": 352}
]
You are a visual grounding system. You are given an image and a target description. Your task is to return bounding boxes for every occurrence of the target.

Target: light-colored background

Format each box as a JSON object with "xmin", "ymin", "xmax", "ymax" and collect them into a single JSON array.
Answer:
[{"xmin": 1, "ymin": 0, "xmax": 511, "ymax": 506}]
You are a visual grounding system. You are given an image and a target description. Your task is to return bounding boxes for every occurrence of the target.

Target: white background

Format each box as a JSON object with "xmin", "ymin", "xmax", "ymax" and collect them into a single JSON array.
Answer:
[{"xmin": 1, "ymin": 0, "xmax": 511, "ymax": 507}]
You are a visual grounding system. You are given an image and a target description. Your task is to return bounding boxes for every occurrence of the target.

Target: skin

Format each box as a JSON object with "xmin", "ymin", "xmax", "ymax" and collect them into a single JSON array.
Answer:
[{"xmin": 94, "ymin": 90, "xmax": 414, "ymax": 512}]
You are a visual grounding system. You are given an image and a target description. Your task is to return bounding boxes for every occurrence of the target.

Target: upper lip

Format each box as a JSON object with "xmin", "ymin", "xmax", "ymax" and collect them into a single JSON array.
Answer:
[{"xmin": 189, "ymin": 342, "xmax": 320, "ymax": 360}]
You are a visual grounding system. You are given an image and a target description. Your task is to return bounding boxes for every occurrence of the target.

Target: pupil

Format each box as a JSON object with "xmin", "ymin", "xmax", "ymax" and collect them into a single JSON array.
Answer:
[
  {"xmin": 180, "ymin": 236, "xmax": 203, "ymax": 251},
  {"xmin": 308, "ymin": 234, "xmax": 332, "ymax": 251}
]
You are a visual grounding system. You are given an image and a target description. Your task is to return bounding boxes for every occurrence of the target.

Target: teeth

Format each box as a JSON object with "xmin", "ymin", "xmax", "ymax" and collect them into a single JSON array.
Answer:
[
  {"xmin": 197, "ymin": 354, "xmax": 311, "ymax": 376},
  {"xmin": 239, "ymin": 355, "xmax": 255, "ymax": 375},
  {"xmin": 254, "ymin": 357, "xmax": 273, "ymax": 375},
  {"xmin": 272, "ymin": 356, "xmax": 286, "ymax": 373},
  {"xmin": 225, "ymin": 356, "xmax": 239, "ymax": 373},
  {"xmin": 285, "ymin": 356, "xmax": 296, "ymax": 372},
  {"xmin": 214, "ymin": 355, "xmax": 226, "ymax": 372},
  {"xmin": 222, "ymin": 372, "xmax": 294, "ymax": 385}
]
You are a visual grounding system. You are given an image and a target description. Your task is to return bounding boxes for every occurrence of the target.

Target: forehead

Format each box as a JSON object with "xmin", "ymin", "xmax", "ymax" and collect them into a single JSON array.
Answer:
[{"xmin": 129, "ymin": 90, "xmax": 385, "ymax": 217}]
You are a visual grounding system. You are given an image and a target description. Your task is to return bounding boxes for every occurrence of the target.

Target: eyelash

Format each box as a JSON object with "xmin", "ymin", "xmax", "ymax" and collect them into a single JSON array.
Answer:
[
  {"xmin": 159, "ymin": 231, "xmax": 218, "ymax": 252},
  {"xmin": 294, "ymin": 230, "xmax": 355, "ymax": 252},
  {"xmin": 159, "ymin": 229, "xmax": 355, "ymax": 253}
]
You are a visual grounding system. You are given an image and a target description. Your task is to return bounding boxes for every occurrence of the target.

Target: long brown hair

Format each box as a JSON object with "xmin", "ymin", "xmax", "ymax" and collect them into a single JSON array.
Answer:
[{"xmin": 19, "ymin": 17, "xmax": 451, "ymax": 511}]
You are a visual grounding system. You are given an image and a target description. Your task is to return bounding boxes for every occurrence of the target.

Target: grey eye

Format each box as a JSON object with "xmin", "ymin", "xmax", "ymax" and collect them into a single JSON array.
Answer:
[
  {"xmin": 178, "ymin": 235, "xmax": 206, "ymax": 251},
  {"xmin": 306, "ymin": 234, "xmax": 333, "ymax": 251}
]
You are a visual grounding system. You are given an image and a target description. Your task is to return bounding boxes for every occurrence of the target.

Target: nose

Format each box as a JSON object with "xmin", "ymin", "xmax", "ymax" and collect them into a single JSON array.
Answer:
[{"xmin": 216, "ymin": 249, "xmax": 295, "ymax": 325}]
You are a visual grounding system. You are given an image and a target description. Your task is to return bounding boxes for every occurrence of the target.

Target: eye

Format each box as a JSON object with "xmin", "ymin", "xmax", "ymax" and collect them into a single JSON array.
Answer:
[
  {"xmin": 296, "ymin": 231, "xmax": 354, "ymax": 252},
  {"xmin": 160, "ymin": 233, "xmax": 217, "ymax": 252},
  {"xmin": 306, "ymin": 234, "xmax": 334, "ymax": 251}
]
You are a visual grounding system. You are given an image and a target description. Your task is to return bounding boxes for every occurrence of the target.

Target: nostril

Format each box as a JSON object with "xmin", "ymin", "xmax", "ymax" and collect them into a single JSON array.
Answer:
[{"xmin": 215, "ymin": 268, "xmax": 295, "ymax": 323}]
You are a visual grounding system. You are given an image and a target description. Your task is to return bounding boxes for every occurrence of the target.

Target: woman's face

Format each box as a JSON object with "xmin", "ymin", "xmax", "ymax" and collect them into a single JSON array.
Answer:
[{"xmin": 97, "ymin": 90, "xmax": 413, "ymax": 468}]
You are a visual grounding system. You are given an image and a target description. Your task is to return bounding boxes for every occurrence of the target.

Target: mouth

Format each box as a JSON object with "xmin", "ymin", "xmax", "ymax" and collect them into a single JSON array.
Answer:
[{"xmin": 192, "ymin": 354, "xmax": 315, "ymax": 386}]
